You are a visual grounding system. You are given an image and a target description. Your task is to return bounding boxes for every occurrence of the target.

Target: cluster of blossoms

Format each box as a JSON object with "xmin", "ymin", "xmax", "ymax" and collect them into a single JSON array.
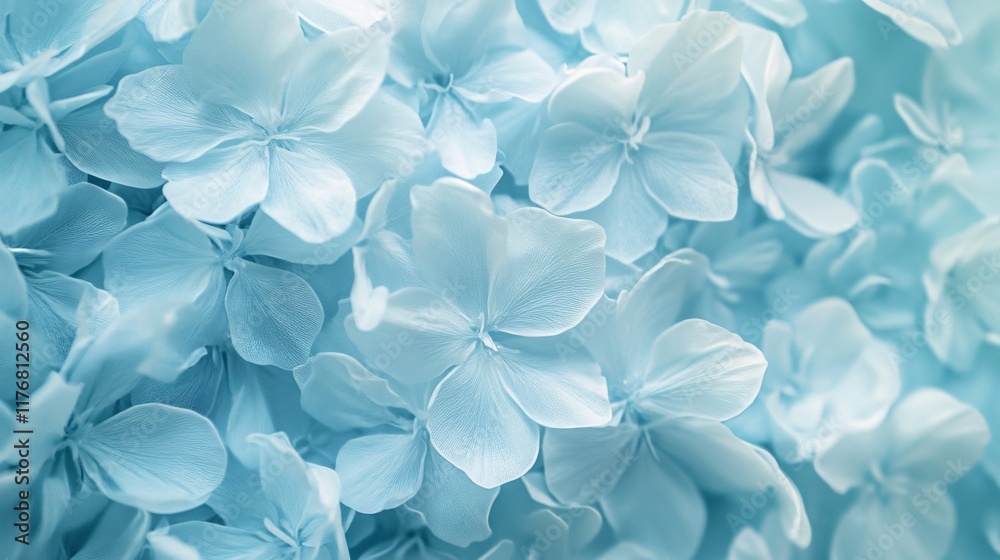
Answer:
[{"xmin": 1, "ymin": 0, "xmax": 999, "ymax": 558}]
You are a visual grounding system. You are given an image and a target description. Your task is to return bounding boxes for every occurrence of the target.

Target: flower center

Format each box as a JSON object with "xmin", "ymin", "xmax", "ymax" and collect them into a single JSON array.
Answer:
[
  {"xmin": 264, "ymin": 518, "xmax": 300, "ymax": 548},
  {"xmin": 248, "ymin": 120, "xmax": 301, "ymax": 147},
  {"xmin": 426, "ymin": 73, "xmax": 455, "ymax": 93},
  {"xmin": 473, "ymin": 313, "xmax": 498, "ymax": 352},
  {"xmin": 619, "ymin": 115, "xmax": 651, "ymax": 162}
]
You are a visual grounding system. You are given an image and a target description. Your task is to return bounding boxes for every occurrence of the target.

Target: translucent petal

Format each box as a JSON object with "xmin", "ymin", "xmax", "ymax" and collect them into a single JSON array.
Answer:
[
  {"xmin": 226, "ymin": 259, "xmax": 323, "ymax": 369},
  {"xmin": 337, "ymin": 431, "xmax": 427, "ymax": 513},
  {"xmin": 489, "ymin": 208, "xmax": 605, "ymax": 336},
  {"xmin": 427, "ymin": 349, "xmax": 539, "ymax": 488},
  {"xmin": 106, "ymin": 65, "xmax": 254, "ymax": 163},
  {"xmin": 79, "ymin": 404, "xmax": 226, "ymax": 513}
]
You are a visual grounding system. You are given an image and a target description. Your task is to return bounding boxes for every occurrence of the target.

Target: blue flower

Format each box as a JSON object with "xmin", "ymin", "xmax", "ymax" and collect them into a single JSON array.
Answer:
[
  {"xmin": 542, "ymin": 253, "xmax": 809, "ymax": 557},
  {"xmin": 103, "ymin": 207, "xmax": 348, "ymax": 369},
  {"xmin": 924, "ymin": 217, "xmax": 1000, "ymax": 372},
  {"xmin": 349, "ymin": 152, "xmax": 501, "ymax": 331},
  {"xmin": 387, "ymin": 0, "xmax": 556, "ymax": 178},
  {"xmin": 0, "ymin": 183, "xmax": 126, "ymax": 376},
  {"xmin": 529, "ymin": 10, "xmax": 747, "ymax": 262},
  {"xmin": 348, "ymin": 178, "xmax": 611, "ymax": 487},
  {"xmin": 0, "ymin": 290, "xmax": 225, "ymax": 554},
  {"xmin": 296, "ymin": 352, "xmax": 499, "ymax": 546},
  {"xmin": 735, "ymin": 298, "xmax": 900, "ymax": 461},
  {"xmin": 0, "ymin": 1, "xmax": 152, "ymax": 232},
  {"xmin": 149, "ymin": 432, "xmax": 349, "ymax": 560},
  {"xmin": 741, "ymin": 24, "xmax": 859, "ymax": 238},
  {"xmin": 814, "ymin": 389, "xmax": 989, "ymax": 560},
  {"xmin": 106, "ymin": 0, "xmax": 423, "ymax": 242}
]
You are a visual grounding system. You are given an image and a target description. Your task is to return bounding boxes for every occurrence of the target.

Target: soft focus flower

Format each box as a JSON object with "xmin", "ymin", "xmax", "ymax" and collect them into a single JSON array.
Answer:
[
  {"xmin": 0, "ymin": 290, "xmax": 225, "ymax": 555},
  {"xmin": 530, "ymin": 10, "xmax": 747, "ymax": 262},
  {"xmin": 103, "ymin": 207, "xmax": 349, "ymax": 369},
  {"xmin": 296, "ymin": 352, "xmax": 499, "ymax": 546},
  {"xmin": 543, "ymin": 253, "xmax": 810, "ymax": 558},
  {"xmin": 742, "ymin": 23, "xmax": 859, "ymax": 238},
  {"xmin": 149, "ymin": 432, "xmax": 349, "ymax": 560},
  {"xmin": 923, "ymin": 217, "xmax": 1000, "ymax": 371},
  {"xmin": 742, "ymin": 298, "xmax": 900, "ymax": 461},
  {"xmin": 814, "ymin": 389, "xmax": 989, "ymax": 560}
]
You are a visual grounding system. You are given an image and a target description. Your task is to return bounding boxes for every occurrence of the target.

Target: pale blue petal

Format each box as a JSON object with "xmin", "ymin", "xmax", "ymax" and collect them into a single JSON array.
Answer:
[
  {"xmin": 337, "ymin": 431, "xmax": 427, "ymax": 513},
  {"xmin": 78, "ymin": 404, "xmax": 226, "ymax": 513},
  {"xmin": 637, "ymin": 319, "xmax": 766, "ymax": 422},
  {"xmin": 131, "ymin": 350, "xmax": 223, "ymax": 416},
  {"xmin": 489, "ymin": 207, "xmax": 605, "ymax": 336},
  {"xmin": 346, "ymin": 286, "xmax": 475, "ymax": 382},
  {"xmin": 740, "ymin": 24, "xmax": 791, "ymax": 153},
  {"xmin": 245, "ymin": 432, "xmax": 313, "ymax": 527},
  {"xmin": 182, "ymin": 0, "xmax": 305, "ymax": 121},
  {"xmin": 73, "ymin": 504, "xmax": 149, "ymax": 560},
  {"xmin": 648, "ymin": 418, "xmax": 811, "ymax": 547},
  {"xmin": 296, "ymin": 352, "xmax": 409, "ymax": 430},
  {"xmin": 242, "ymin": 211, "xmax": 359, "ymax": 265},
  {"xmin": 9, "ymin": 182, "xmax": 125, "ymax": 274},
  {"xmin": 636, "ymin": 131, "xmax": 738, "ymax": 222},
  {"xmin": 772, "ymin": 58, "xmax": 855, "ymax": 154},
  {"xmin": 542, "ymin": 423, "xmax": 641, "ymax": 504},
  {"xmin": 600, "ymin": 443, "xmax": 705, "ymax": 559},
  {"xmin": 427, "ymin": 92, "xmax": 498, "ymax": 179},
  {"xmin": 493, "ymin": 337, "xmax": 611, "ymax": 429},
  {"xmin": 830, "ymin": 491, "xmax": 954, "ymax": 560},
  {"xmin": 582, "ymin": 0, "xmax": 684, "ymax": 55},
  {"xmin": 419, "ymin": 0, "xmax": 525, "ymax": 73},
  {"xmin": 139, "ymin": 0, "xmax": 198, "ymax": 42},
  {"xmin": 765, "ymin": 170, "xmax": 859, "ymax": 237},
  {"xmin": 410, "ymin": 179, "xmax": 504, "ymax": 317},
  {"xmin": 260, "ymin": 146, "xmax": 357, "ymax": 243},
  {"xmin": 631, "ymin": 12, "xmax": 743, "ymax": 118},
  {"xmin": 150, "ymin": 523, "xmax": 282, "ymax": 560},
  {"xmin": 529, "ymin": 123, "xmax": 625, "ymax": 214},
  {"xmin": 454, "ymin": 49, "xmax": 555, "ymax": 104},
  {"xmin": 0, "ymin": 244, "xmax": 27, "ymax": 317},
  {"xmin": 226, "ymin": 259, "xmax": 323, "ymax": 369},
  {"xmin": 298, "ymin": 0, "xmax": 389, "ymax": 32},
  {"xmin": 106, "ymin": 65, "xmax": 254, "ymax": 163},
  {"xmin": 861, "ymin": 0, "xmax": 961, "ymax": 48},
  {"xmin": 0, "ymin": 129, "xmax": 65, "ymax": 234},
  {"xmin": 427, "ymin": 349, "xmax": 539, "ymax": 488},
  {"xmin": 576, "ymin": 165, "xmax": 667, "ymax": 263},
  {"xmin": 59, "ymin": 102, "xmax": 165, "ymax": 188},
  {"xmin": 281, "ymin": 28, "xmax": 390, "ymax": 133},
  {"xmin": 538, "ymin": 0, "xmax": 598, "ymax": 34},
  {"xmin": 881, "ymin": 389, "xmax": 989, "ymax": 482},
  {"xmin": 613, "ymin": 250, "xmax": 711, "ymax": 372},
  {"xmin": 102, "ymin": 209, "xmax": 225, "ymax": 310},
  {"xmin": 409, "ymin": 448, "xmax": 499, "ymax": 546},
  {"xmin": 25, "ymin": 273, "xmax": 92, "ymax": 374},
  {"xmin": 302, "ymin": 92, "xmax": 425, "ymax": 198},
  {"xmin": 162, "ymin": 144, "xmax": 269, "ymax": 225}
]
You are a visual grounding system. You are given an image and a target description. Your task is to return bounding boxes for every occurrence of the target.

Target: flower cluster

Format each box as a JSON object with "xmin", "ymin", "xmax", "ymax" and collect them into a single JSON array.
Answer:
[{"xmin": 1, "ymin": 0, "xmax": 998, "ymax": 559}]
